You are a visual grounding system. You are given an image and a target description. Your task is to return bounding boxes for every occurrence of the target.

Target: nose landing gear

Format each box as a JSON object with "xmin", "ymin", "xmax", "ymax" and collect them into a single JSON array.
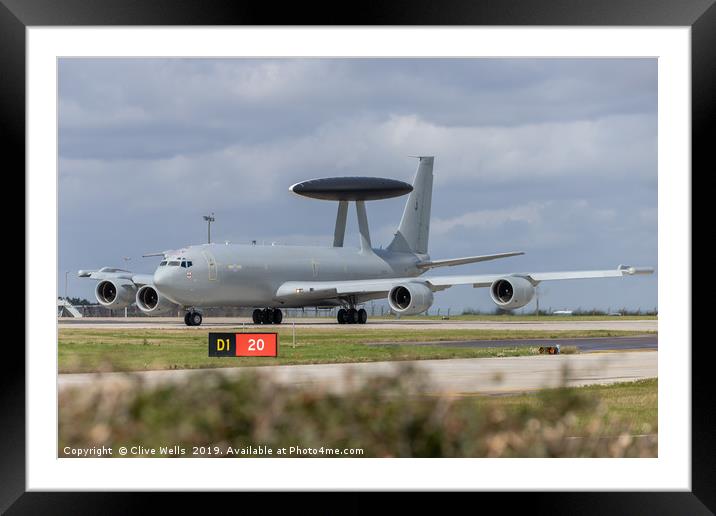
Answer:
[
  {"xmin": 252, "ymin": 308, "xmax": 283, "ymax": 325},
  {"xmin": 184, "ymin": 310, "xmax": 203, "ymax": 327}
]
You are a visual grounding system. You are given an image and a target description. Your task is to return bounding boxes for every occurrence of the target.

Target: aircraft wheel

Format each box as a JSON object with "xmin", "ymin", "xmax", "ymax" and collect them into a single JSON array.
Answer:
[
  {"xmin": 272, "ymin": 308, "xmax": 283, "ymax": 324},
  {"xmin": 184, "ymin": 312, "xmax": 192, "ymax": 326},
  {"xmin": 262, "ymin": 308, "xmax": 274, "ymax": 324},
  {"xmin": 348, "ymin": 308, "xmax": 359, "ymax": 324},
  {"xmin": 252, "ymin": 309, "xmax": 262, "ymax": 324},
  {"xmin": 358, "ymin": 308, "xmax": 368, "ymax": 324},
  {"xmin": 190, "ymin": 312, "xmax": 202, "ymax": 326},
  {"xmin": 337, "ymin": 309, "xmax": 346, "ymax": 324}
]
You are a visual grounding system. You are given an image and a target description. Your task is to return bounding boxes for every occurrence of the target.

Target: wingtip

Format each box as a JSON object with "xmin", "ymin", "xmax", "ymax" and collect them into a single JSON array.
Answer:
[{"xmin": 618, "ymin": 265, "xmax": 655, "ymax": 275}]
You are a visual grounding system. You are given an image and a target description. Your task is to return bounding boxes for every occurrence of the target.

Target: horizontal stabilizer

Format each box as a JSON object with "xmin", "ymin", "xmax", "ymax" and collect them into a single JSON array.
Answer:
[{"xmin": 416, "ymin": 251, "xmax": 524, "ymax": 270}]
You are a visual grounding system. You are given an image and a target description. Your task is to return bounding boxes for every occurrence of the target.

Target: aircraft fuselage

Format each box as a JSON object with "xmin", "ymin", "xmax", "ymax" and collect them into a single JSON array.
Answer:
[{"xmin": 153, "ymin": 243, "xmax": 426, "ymax": 308}]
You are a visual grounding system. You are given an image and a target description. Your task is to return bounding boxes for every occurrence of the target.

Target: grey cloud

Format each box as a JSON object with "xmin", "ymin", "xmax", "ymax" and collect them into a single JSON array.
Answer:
[
  {"xmin": 59, "ymin": 58, "xmax": 657, "ymax": 311},
  {"xmin": 59, "ymin": 58, "xmax": 656, "ymax": 160}
]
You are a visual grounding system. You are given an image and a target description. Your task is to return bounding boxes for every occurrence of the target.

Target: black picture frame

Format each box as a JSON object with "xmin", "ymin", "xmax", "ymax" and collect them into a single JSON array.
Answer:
[{"xmin": 7, "ymin": 0, "xmax": 708, "ymax": 512}]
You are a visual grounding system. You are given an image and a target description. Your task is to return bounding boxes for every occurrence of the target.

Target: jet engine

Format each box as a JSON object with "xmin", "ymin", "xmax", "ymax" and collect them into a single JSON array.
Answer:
[
  {"xmin": 489, "ymin": 277, "xmax": 535, "ymax": 310},
  {"xmin": 136, "ymin": 285, "xmax": 178, "ymax": 316},
  {"xmin": 95, "ymin": 279, "xmax": 136, "ymax": 309},
  {"xmin": 388, "ymin": 283, "xmax": 434, "ymax": 315}
]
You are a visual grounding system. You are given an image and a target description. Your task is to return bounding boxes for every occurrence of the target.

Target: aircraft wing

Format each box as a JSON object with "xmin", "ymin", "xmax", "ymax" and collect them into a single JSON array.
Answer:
[
  {"xmin": 78, "ymin": 268, "xmax": 154, "ymax": 286},
  {"xmin": 275, "ymin": 265, "xmax": 653, "ymax": 302}
]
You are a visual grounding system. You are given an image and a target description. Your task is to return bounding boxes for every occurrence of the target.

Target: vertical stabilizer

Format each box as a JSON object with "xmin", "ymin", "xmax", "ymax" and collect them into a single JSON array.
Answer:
[{"xmin": 388, "ymin": 156, "xmax": 434, "ymax": 254}]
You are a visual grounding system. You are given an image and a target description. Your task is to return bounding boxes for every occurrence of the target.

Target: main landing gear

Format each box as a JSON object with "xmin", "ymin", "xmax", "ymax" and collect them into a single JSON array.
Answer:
[
  {"xmin": 252, "ymin": 308, "xmax": 283, "ymax": 325},
  {"xmin": 184, "ymin": 310, "xmax": 203, "ymax": 326},
  {"xmin": 337, "ymin": 307, "xmax": 367, "ymax": 324}
]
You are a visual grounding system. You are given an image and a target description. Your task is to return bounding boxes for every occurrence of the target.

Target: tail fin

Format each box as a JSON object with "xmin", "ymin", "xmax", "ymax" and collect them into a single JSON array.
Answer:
[{"xmin": 388, "ymin": 156, "xmax": 434, "ymax": 254}]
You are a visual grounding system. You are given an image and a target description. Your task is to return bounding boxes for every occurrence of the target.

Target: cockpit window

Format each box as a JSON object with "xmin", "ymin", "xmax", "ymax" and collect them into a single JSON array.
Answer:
[
  {"xmin": 187, "ymin": 261, "xmax": 192, "ymax": 267},
  {"xmin": 167, "ymin": 261, "xmax": 180, "ymax": 266},
  {"xmin": 180, "ymin": 261, "xmax": 186, "ymax": 268},
  {"xmin": 159, "ymin": 261, "xmax": 167, "ymax": 266}
]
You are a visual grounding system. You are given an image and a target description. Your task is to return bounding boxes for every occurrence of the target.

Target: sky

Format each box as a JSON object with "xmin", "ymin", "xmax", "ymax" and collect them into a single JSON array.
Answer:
[{"xmin": 58, "ymin": 58, "xmax": 657, "ymax": 313}]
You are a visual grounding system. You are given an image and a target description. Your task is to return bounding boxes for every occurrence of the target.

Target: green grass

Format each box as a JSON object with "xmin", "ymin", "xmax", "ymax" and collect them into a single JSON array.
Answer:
[
  {"xmin": 58, "ymin": 327, "xmax": 653, "ymax": 373},
  {"xmin": 469, "ymin": 378, "xmax": 658, "ymax": 433},
  {"xmin": 376, "ymin": 314, "xmax": 658, "ymax": 321}
]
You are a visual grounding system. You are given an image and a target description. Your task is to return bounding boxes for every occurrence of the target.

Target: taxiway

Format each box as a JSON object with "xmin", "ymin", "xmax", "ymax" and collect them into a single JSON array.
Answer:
[
  {"xmin": 58, "ymin": 316, "xmax": 658, "ymax": 332},
  {"xmin": 371, "ymin": 334, "xmax": 658, "ymax": 352},
  {"xmin": 58, "ymin": 350, "xmax": 657, "ymax": 395}
]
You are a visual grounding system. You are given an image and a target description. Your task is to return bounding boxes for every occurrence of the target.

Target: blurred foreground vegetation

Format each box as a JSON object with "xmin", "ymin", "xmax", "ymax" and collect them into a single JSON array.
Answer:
[{"xmin": 59, "ymin": 367, "xmax": 656, "ymax": 458}]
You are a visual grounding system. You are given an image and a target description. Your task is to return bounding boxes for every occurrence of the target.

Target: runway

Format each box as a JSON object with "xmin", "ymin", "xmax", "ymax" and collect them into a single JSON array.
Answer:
[
  {"xmin": 370, "ymin": 334, "xmax": 658, "ymax": 352},
  {"xmin": 58, "ymin": 316, "xmax": 658, "ymax": 332},
  {"xmin": 58, "ymin": 350, "xmax": 657, "ymax": 395}
]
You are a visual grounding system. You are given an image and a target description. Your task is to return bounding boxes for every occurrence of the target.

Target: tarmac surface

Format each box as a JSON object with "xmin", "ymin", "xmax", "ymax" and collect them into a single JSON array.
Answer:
[
  {"xmin": 370, "ymin": 334, "xmax": 657, "ymax": 352},
  {"xmin": 58, "ymin": 350, "xmax": 657, "ymax": 395},
  {"xmin": 58, "ymin": 316, "xmax": 658, "ymax": 332}
]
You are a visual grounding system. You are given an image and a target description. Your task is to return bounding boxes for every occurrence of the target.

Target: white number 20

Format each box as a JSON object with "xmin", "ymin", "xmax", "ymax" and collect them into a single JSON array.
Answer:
[{"xmin": 248, "ymin": 338, "xmax": 265, "ymax": 351}]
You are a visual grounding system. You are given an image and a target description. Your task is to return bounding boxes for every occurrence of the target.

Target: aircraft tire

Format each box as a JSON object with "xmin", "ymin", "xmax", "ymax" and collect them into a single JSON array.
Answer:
[
  {"xmin": 348, "ymin": 308, "xmax": 358, "ymax": 324},
  {"xmin": 190, "ymin": 312, "xmax": 202, "ymax": 326},
  {"xmin": 262, "ymin": 309, "xmax": 271, "ymax": 324},
  {"xmin": 252, "ymin": 309, "xmax": 262, "ymax": 324},
  {"xmin": 184, "ymin": 312, "xmax": 192, "ymax": 326},
  {"xmin": 358, "ymin": 308, "xmax": 368, "ymax": 324},
  {"xmin": 337, "ymin": 309, "xmax": 346, "ymax": 324},
  {"xmin": 272, "ymin": 308, "xmax": 283, "ymax": 324}
]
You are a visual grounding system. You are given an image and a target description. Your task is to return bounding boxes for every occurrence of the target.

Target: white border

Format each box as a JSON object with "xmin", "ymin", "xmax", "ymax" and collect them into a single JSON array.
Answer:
[{"xmin": 28, "ymin": 27, "xmax": 690, "ymax": 490}]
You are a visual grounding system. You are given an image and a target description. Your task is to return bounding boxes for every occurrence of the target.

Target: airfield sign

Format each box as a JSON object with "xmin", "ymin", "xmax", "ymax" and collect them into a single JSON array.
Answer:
[{"xmin": 208, "ymin": 332, "xmax": 278, "ymax": 357}]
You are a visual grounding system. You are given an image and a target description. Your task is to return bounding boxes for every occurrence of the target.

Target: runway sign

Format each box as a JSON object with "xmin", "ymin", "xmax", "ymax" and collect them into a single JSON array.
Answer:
[{"xmin": 208, "ymin": 333, "xmax": 278, "ymax": 357}]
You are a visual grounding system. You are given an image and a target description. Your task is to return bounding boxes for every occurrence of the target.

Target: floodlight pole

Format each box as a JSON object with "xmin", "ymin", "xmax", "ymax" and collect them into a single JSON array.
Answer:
[
  {"xmin": 64, "ymin": 271, "xmax": 69, "ymax": 301},
  {"xmin": 204, "ymin": 213, "xmax": 216, "ymax": 244},
  {"xmin": 123, "ymin": 257, "xmax": 131, "ymax": 317}
]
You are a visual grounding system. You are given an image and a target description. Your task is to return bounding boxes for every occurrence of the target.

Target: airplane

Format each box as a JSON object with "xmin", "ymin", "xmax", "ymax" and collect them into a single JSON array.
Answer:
[{"xmin": 78, "ymin": 156, "xmax": 653, "ymax": 326}]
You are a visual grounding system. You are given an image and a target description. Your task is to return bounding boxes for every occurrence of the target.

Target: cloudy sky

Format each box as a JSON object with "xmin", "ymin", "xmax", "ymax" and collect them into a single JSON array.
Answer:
[{"xmin": 58, "ymin": 58, "xmax": 657, "ymax": 312}]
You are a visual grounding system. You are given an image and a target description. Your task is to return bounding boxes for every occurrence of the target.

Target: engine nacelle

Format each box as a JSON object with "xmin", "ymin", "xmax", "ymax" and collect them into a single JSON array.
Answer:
[
  {"xmin": 489, "ymin": 277, "xmax": 535, "ymax": 310},
  {"xmin": 136, "ymin": 285, "xmax": 178, "ymax": 316},
  {"xmin": 95, "ymin": 279, "xmax": 136, "ymax": 309},
  {"xmin": 388, "ymin": 283, "xmax": 434, "ymax": 315}
]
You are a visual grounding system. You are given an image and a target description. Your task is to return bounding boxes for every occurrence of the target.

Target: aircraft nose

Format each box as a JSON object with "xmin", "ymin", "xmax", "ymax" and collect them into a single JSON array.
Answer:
[{"xmin": 153, "ymin": 267, "xmax": 171, "ymax": 290}]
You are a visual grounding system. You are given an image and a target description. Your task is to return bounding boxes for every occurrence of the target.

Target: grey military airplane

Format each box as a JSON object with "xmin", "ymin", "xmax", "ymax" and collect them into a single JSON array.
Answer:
[{"xmin": 79, "ymin": 156, "xmax": 653, "ymax": 326}]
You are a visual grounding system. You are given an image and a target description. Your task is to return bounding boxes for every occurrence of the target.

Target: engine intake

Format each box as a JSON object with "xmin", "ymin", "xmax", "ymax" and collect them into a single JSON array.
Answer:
[
  {"xmin": 388, "ymin": 283, "xmax": 434, "ymax": 315},
  {"xmin": 490, "ymin": 277, "xmax": 535, "ymax": 310},
  {"xmin": 95, "ymin": 279, "xmax": 136, "ymax": 309},
  {"xmin": 136, "ymin": 285, "xmax": 178, "ymax": 316}
]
